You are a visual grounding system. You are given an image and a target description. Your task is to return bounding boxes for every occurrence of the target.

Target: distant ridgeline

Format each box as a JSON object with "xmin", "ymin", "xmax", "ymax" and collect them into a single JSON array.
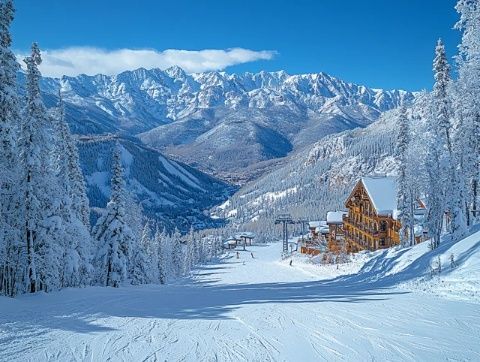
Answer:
[{"xmin": 20, "ymin": 68, "xmax": 414, "ymax": 183}]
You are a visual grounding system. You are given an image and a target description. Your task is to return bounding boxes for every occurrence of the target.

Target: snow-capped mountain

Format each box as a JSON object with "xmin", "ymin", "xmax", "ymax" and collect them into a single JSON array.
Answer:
[
  {"xmin": 214, "ymin": 109, "xmax": 401, "ymax": 238},
  {"xmin": 77, "ymin": 135, "xmax": 233, "ymax": 232},
  {"xmin": 32, "ymin": 68, "xmax": 414, "ymax": 182}
]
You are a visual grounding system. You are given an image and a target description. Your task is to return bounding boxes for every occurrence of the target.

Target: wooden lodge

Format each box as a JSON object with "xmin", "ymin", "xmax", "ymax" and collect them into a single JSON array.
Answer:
[
  {"xmin": 297, "ymin": 176, "xmax": 427, "ymax": 256},
  {"xmin": 340, "ymin": 175, "xmax": 428, "ymax": 252},
  {"xmin": 343, "ymin": 176, "xmax": 401, "ymax": 252}
]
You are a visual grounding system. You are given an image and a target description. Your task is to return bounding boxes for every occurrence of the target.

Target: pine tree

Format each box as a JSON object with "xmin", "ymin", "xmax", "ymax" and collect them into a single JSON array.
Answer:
[
  {"xmin": 93, "ymin": 144, "xmax": 132, "ymax": 287},
  {"xmin": 140, "ymin": 222, "xmax": 158, "ymax": 282},
  {"xmin": 52, "ymin": 96, "xmax": 93, "ymax": 287},
  {"xmin": 0, "ymin": 0, "xmax": 22, "ymax": 296},
  {"xmin": 129, "ymin": 222, "xmax": 150, "ymax": 285},
  {"xmin": 455, "ymin": 0, "xmax": 480, "ymax": 225},
  {"xmin": 433, "ymin": 39, "xmax": 453, "ymax": 153},
  {"xmin": 57, "ymin": 99, "xmax": 91, "ymax": 229},
  {"xmin": 20, "ymin": 43, "xmax": 65, "ymax": 293},
  {"xmin": 396, "ymin": 106, "xmax": 415, "ymax": 246},
  {"xmin": 154, "ymin": 226, "xmax": 167, "ymax": 284},
  {"xmin": 170, "ymin": 228, "xmax": 183, "ymax": 277},
  {"xmin": 423, "ymin": 41, "xmax": 454, "ymax": 249}
]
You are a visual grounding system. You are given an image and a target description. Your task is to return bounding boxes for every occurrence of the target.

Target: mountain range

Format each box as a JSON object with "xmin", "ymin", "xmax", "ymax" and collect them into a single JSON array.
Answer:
[
  {"xmin": 30, "ymin": 67, "xmax": 414, "ymax": 183},
  {"xmin": 15, "ymin": 67, "xmax": 414, "ymax": 232}
]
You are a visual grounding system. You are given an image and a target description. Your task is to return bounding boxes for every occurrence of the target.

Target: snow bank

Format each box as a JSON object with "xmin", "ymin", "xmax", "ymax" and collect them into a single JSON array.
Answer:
[{"xmin": 289, "ymin": 228, "xmax": 480, "ymax": 303}]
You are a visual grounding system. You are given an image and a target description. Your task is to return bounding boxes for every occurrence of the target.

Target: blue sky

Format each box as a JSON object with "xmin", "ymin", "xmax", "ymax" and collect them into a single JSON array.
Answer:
[{"xmin": 11, "ymin": 0, "xmax": 460, "ymax": 91}]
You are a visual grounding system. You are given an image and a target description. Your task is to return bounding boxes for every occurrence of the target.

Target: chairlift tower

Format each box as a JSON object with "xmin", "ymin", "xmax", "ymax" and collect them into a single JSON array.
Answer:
[{"xmin": 275, "ymin": 214, "xmax": 295, "ymax": 253}]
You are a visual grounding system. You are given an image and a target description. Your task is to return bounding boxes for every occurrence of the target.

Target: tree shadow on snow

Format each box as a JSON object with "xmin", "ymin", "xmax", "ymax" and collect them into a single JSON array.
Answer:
[{"xmin": 4, "ymin": 232, "xmax": 479, "ymax": 336}]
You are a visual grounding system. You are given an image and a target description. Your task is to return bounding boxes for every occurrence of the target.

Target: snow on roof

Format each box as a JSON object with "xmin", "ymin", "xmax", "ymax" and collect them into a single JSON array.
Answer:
[
  {"xmin": 361, "ymin": 176, "xmax": 398, "ymax": 216},
  {"xmin": 326, "ymin": 211, "xmax": 347, "ymax": 224},
  {"xmin": 235, "ymin": 232, "xmax": 255, "ymax": 239},
  {"xmin": 316, "ymin": 226, "xmax": 330, "ymax": 234},
  {"xmin": 309, "ymin": 221, "xmax": 326, "ymax": 228}
]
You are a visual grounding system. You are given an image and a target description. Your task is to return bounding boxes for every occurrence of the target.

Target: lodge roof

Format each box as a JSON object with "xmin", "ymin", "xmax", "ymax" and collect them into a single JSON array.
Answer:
[{"xmin": 356, "ymin": 176, "xmax": 398, "ymax": 216}]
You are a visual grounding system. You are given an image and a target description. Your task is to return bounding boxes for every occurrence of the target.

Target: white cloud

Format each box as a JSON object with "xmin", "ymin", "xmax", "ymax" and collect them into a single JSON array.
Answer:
[{"xmin": 17, "ymin": 47, "xmax": 276, "ymax": 78}]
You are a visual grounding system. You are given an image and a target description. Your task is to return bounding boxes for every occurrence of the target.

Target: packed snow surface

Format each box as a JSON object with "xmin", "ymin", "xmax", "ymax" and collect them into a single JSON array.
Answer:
[{"xmin": 1, "ymin": 233, "xmax": 480, "ymax": 361}]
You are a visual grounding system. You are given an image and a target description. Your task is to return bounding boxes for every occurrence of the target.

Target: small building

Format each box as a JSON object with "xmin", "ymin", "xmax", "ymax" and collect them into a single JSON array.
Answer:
[
  {"xmin": 308, "ymin": 221, "xmax": 328, "ymax": 241},
  {"xmin": 223, "ymin": 237, "xmax": 238, "ymax": 249},
  {"xmin": 326, "ymin": 211, "xmax": 348, "ymax": 253},
  {"xmin": 234, "ymin": 232, "xmax": 255, "ymax": 250},
  {"xmin": 300, "ymin": 221, "xmax": 328, "ymax": 255}
]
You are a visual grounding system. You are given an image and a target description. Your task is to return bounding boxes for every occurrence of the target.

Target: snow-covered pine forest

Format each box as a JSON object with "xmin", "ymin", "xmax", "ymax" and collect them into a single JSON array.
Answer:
[{"xmin": 0, "ymin": 0, "xmax": 230, "ymax": 297}]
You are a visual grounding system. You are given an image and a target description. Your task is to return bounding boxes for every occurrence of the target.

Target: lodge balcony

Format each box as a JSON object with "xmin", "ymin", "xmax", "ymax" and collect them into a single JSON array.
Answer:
[{"xmin": 342, "ymin": 217, "xmax": 387, "ymax": 238}]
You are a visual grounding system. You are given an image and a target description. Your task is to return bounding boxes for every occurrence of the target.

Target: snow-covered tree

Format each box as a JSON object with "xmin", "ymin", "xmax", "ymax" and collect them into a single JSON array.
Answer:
[
  {"xmin": 455, "ymin": 0, "xmax": 480, "ymax": 225},
  {"xmin": 395, "ymin": 106, "xmax": 415, "ymax": 246},
  {"xmin": 55, "ymin": 98, "xmax": 91, "ymax": 230},
  {"xmin": 140, "ymin": 222, "xmax": 158, "ymax": 282},
  {"xmin": 0, "ymin": 0, "xmax": 22, "ymax": 297},
  {"xmin": 170, "ymin": 228, "xmax": 183, "ymax": 278},
  {"xmin": 129, "ymin": 222, "xmax": 150, "ymax": 285},
  {"xmin": 93, "ymin": 145, "xmax": 132, "ymax": 287},
  {"xmin": 422, "ymin": 41, "xmax": 454, "ymax": 249},
  {"xmin": 19, "ymin": 43, "xmax": 67, "ymax": 292},
  {"xmin": 154, "ymin": 226, "xmax": 167, "ymax": 284},
  {"xmin": 52, "ymin": 96, "xmax": 93, "ymax": 287}
]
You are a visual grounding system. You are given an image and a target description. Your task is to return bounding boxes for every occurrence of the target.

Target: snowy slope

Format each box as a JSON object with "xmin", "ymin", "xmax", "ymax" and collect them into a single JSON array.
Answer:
[
  {"xmin": 1, "ymin": 234, "xmax": 479, "ymax": 361},
  {"xmin": 78, "ymin": 135, "xmax": 234, "ymax": 232}
]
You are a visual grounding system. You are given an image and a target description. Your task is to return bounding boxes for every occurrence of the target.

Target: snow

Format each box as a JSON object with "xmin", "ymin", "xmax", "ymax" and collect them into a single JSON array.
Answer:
[
  {"xmin": 157, "ymin": 155, "xmax": 203, "ymax": 191},
  {"xmin": 326, "ymin": 210, "xmax": 347, "ymax": 224},
  {"xmin": 1, "ymin": 233, "xmax": 479, "ymax": 361},
  {"xmin": 361, "ymin": 176, "xmax": 398, "ymax": 215},
  {"xmin": 308, "ymin": 220, "xmax": 326, "ymax": 228},
  {"xmin": 234, "ymin": 232, "xmax": 255, "ymax": 239},
  {"xmin": 86, "ymin": 171, "xmax": 110, "ymax": 196}
]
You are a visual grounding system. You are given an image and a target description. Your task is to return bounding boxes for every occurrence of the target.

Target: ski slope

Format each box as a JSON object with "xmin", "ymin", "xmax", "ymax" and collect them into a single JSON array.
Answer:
[{"xmin": 1, "ymin": 236, "xmax": 480, "ymax": 361}]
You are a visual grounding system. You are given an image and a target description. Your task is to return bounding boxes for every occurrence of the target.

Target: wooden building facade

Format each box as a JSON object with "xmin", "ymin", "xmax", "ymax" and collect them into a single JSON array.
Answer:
[
  {"xmin": 327, "ymin": 211, "xmax": 348, "ymax": 253},
  {"xmin": 343, "ymin": 177, "xmax": 401, "ymax": 252}
]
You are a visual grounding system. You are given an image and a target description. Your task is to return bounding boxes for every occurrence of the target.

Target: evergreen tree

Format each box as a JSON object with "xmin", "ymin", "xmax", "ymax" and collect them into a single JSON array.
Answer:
[
  {"xmin": 395, "ymin": 106, "xmax": 415, "ymax": 246},
  {"xmin": 154, "ymin": 226, "xmax": 167, "ymax": 284},
  {"xmin": 455, "ymin": 0, "xmax": 480, "ymax": 225},
  {"xmin": 140, "ymin": 222, "xmax": 158, "ymax": 283},
  {"xmin": 20, "ymin": 43, "xmax": 65, "ymax": 293},
  {"xmin": 52, "ymin": 96, "xmax": 93, "ymax": 287},
  {"xmin": 423, "ymin": 41, "xmax": 454, "ymax": 249},
  {"xmin": 170, "ymin": 228, "xmax": 183, "ymax": 277},
  {"xmin": 93, "ymin": 145, "xmax": 132, "ymax": 287},
  {"xmin": 57, "ymin": 99, "xmax": 91, "ymax": 229},
  {"xmin": 129, "ymin": 220, "xmax": 150, "ymax": 285},
  {"xmin": 0, "ymin": 0, "xmax": 22, "ymax": 296}
]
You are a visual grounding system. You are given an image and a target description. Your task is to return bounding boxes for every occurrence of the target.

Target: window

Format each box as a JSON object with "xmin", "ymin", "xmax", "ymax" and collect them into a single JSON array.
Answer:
[
  {"xmin": 380, "ymin": 238, "xmax": 386, "ymax": 247},
  {"xmin": 380, "ymin": 221, "xmax": 387, "ymax": 232}
]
